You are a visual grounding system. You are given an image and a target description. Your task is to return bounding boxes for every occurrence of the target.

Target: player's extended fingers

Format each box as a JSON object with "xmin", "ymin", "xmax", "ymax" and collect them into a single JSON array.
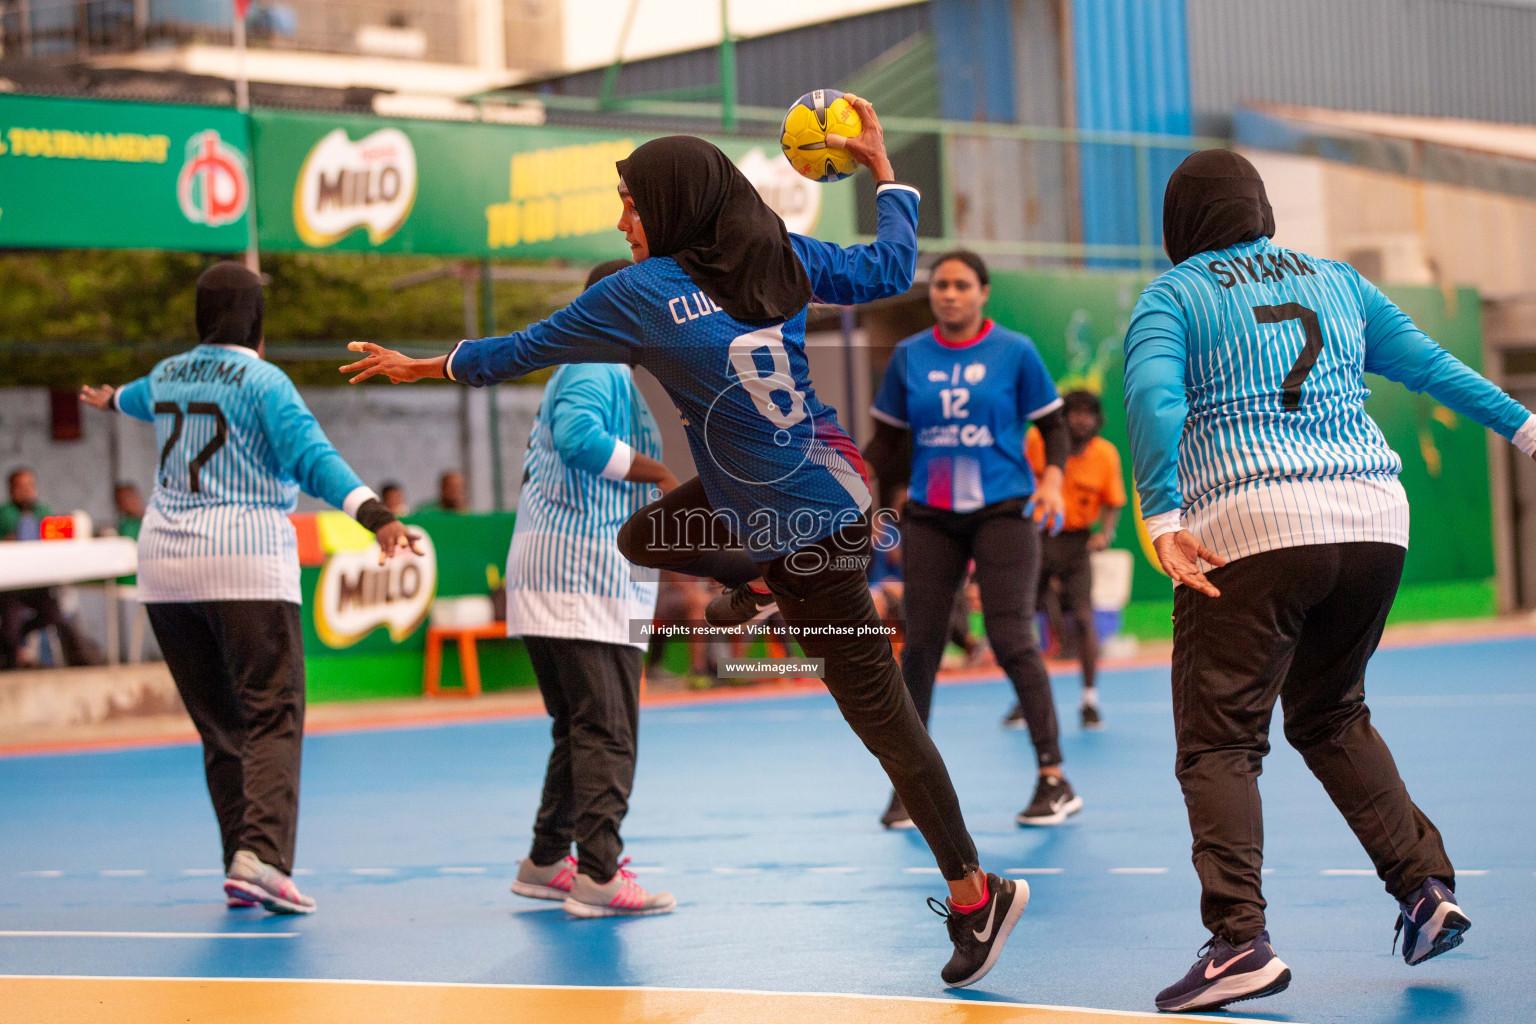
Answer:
[
  {"xmin": 1194, "ymin": 542, "xmax": 1228, "ymax": 567},
  {"xmin": 338, "ymin": 355, "xmax": 375, "ymax": 373},
  {"xmin": 348, "ymin": 364, "xmax": 384, "ymax": 384},
  {"xmin": 847, "ymin": 94, "xmax": 879, "ymax": 128},
  {"xmin": 347, "ymin": 341, "xmax": 384, "ymax": 355},
  {"xmin": 405, "ymin": 529, "xmax": 425, "ymax": 556}
]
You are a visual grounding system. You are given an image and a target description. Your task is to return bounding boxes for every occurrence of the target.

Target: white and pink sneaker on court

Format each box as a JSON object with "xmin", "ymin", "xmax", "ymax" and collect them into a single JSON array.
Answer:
[
  {"xmin": 223, "ymin": 850, "xmax": 316, "ymax": 915},
  {"xmin": 562, "ymin": 859, "xmax": 676, "ymax": 918},
  {"xmin": 510, "ymin": 855, "xmax": 578, "ymax": 901}
]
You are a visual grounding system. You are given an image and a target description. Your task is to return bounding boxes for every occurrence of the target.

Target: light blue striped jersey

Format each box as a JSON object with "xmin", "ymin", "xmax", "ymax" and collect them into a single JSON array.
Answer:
[
  {"xmin": 1124, "ymin": 237, "xmax": 1536, "ymax": 563},
  {"xmin": 504, "ymin": 364, "xmax": 661, "ymax": 648},
  {"xmin": 115, "ymin": 343, "xmax": 371, "ymax": 603}
]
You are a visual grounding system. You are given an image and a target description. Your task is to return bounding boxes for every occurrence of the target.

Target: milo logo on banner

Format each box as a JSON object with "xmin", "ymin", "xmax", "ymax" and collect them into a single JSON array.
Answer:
[
  {"xmin": 314, "ymin": 526, "xmax": 437, "ymax": 648},
  {"xmin": 294, "ymin": 127, "xmax": 418, "ymax": 247},
  {"xmin": 178, "ymin": 129, "xmax": 250, "ymax": 228}
]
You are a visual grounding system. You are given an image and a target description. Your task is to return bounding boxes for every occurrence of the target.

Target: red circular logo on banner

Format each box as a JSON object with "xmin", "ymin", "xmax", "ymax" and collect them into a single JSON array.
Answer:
[{"xmin": 178, "ymin": 129, "xmax": 249, "ymax": 228}]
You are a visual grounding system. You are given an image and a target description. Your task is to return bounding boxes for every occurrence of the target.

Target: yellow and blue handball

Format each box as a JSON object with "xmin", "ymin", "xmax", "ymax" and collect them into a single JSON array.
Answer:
[{"xmin": 780, "ymin": 89, "xmax": 863, "ymax": 183}]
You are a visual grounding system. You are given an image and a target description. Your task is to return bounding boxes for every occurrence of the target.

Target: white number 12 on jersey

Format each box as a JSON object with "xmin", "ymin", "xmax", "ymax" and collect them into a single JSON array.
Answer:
[{"xmin": 940, "ymin": 388, "xmax": 970, "ymax": 419}]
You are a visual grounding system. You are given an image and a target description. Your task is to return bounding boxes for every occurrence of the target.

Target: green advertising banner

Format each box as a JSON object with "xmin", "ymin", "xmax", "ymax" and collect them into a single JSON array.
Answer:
[
  {"xmin": 0, "ymin": 94, "xmax": 252, "ymax": 252},
  {"xmin": 986, "ymin": 273, "xmax": 1494, "ymax": 602},
  {"xmin": 250, "ymin": 109, "xmax": 856, "ymax": 258}
]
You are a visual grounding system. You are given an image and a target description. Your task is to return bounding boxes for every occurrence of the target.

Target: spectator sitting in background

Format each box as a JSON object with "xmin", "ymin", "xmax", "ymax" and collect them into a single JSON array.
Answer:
[
  {"xmin": 0, "ymin": 467, "xmax": 105, "ymax": 669},
  {"xmin": 379, "ymin": 481, "xmax": 409, "ymax": 518},
  {"xmin": 415, "ymin": 471, "xmax": 468, "ymax": 514},
  {"xmin": 1, "ymin": 467, "xmax": 51, "ymax": 541},
  {"xmin": 114, "ymin": 482, "xmax": 145, "ymax": 541}
]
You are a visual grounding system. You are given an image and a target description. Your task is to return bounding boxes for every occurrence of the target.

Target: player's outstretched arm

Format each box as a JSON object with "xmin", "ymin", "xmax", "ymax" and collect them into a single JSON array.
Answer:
[
  {"xmin": 791, "ymin": 95, "xmax": 920, "ymax": 306},
  {"xmin": 1358, "ymin": 277, "xmax": 1536, "ymax": 458},
  {"xmin": 81, "ymin": 378, "xmax": 153, "ymax": 422},
  {"xmin": 341, "ymin": 343, "xmax": 447, "ymax": 384}
]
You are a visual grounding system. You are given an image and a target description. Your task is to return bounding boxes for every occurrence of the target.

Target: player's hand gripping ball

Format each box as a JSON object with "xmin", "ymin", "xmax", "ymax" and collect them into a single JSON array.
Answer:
[{"xmin": 781, "ymin": 89, "xmax": 863, "ymax": 183}]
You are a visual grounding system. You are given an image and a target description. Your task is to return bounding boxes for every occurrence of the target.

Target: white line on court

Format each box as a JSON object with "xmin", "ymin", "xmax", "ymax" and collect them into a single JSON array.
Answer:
[
  {"xmin": 180, "ymin": 869, "xmax": 222, "ymax": 877},
  {"xmin": 1262, "ymin": 869, "xmax": 1275, "ymax": 874},
  {"xmin": 627, "ymin": 866, "xmax": 667, "ymax": 874},
  {"xmin": 711, "ymin": 867, "xmax": 762, "ymax": 875},
  {"xmin": 437, "ymin": 867, "xmax": 487, "ymax": 875},
  {"xmin": 1321, "ymin": 869, "xmax": 1376, "ymax": 876},
  {"xmin": 1006, "ymin": 868, "xmax": 1064, "ymax": 875},
  {"xmin": 18, "ymin": 871, "xmax": 62, "ymax": 878},
  {"xmin": 902, "ymin": 867, "xmax": 942, "ymax": 874},
  {"xmin": 1459, "ymin": 870, "xmax": 1489, "ymax": 876},
  {"xmin": 292, "ymin": 869, "xmax": 314, "ymax": 876},
  {"xmin": 349, "ymin": 868, "xmax": 397, "ymax": 876},
  {"xmin": 1109, "ymin": 868, "xmax": 1168, "ymax": 875},
  {"xmin": 0, "ymin": 931, "xmax": 297, "ymax": 939},
  {"xmin": 807, "ymin": 866, "xmax": 860, "ymax": 874},
  {"xmin": 99, "ymin": 870, "xmax": 146, "ymax": 877}
]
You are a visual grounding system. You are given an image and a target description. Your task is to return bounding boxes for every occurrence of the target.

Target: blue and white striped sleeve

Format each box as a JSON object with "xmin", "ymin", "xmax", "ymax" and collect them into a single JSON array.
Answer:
[
  {"xmin": 788, "ymin": 183, "xmax": 920, "ymax": 305},
  {"xmin": 254, "ymin": 370, "xmax": 375, "ymax": 516},
  {"xmin": 113, "ymin": 377, "xmax": 154, "ymax": 422},
  {"xmin": 1357, "ymin": 273, "xmax": 1536, "ymax": 454},
  {"xmin": 447, "ymin": 272, "xmax": 642, "ymax": 387},
  {"xmin": 1123, "ymin": 281, "xmax": 1191, "ymax": 536},
  {"xmin": 548, "ymin": 366, "xmax": 633, "ymax": 480}
]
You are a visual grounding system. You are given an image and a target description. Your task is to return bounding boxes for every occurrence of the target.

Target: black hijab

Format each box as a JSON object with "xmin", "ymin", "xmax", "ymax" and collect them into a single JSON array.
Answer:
[
  {"xmin": 195, "ymin": 261, "xmax": 264, "ymax": 349},
  {"xmin": 616, "ymin": 136, "xmax": 812, "ymax": 322},
  {"xmin": 1162, "ymin": 150, "xmax": 1276, "ymax": 266}
]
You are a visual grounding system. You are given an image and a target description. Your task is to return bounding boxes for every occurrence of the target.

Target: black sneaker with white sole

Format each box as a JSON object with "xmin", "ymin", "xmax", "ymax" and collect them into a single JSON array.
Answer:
[
  {"xmin": 929, "ymin": 872, "xmax": 1029, "ymax": 988},
  {"xmin": 1016, "ymin": 774, "xmax": 1083, "ymax": 826},
  {"xmin": 1155, "ymin": 930, "xmax": 1291, "ymax": 1013},
  {"xmin": 1001, "ymin": 703, "xmax": 1026, "ymax": 730},
  {"xmin": 704, "ymin": 584, "xmax": 776, "ymax": 628},
  {"xmin": 1081, "ymin": 703, "xmax": 1103, "ymax": 730},
  {"xmin": 1394, "ymin": 877, "xmax": 1470, "ymax": 966},
  {"xmin": 880, "ymin": 791, "xmax": 915, "ymax": 830}
]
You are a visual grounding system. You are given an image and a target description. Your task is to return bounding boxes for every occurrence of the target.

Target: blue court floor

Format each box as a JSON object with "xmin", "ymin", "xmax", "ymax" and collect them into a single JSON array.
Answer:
[{"xmin": 2, "ymin": 635, "xmax": 1534, "ymax": 1023}]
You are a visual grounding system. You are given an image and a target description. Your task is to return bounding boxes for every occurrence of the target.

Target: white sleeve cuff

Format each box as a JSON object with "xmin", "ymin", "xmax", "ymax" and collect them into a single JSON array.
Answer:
[
  {"xmin": 444, "ymin": 341, "xmax": 465, "ymax": 382},
  {"xmin": 876, "ymin": 182, "xmax": 922, "ymax": 200},
  {"xmin": 1026, "ymin": 396, "xmax": 1064, "ymax": 421},
  {"xmin": 1514, "ymin": 413, "xmax": 1536, "ymax": 457},
  {"xmin": 112, "ymin": 389, "xmax": 123, "ymax": 413},
  {"xmin": 343, "ymin": 486, "xmax": 380, "ymax": 519},
  {"xmin": 599, "ymin": 440, "xmax": 635, "ymax": 481},
  {"xmin": 1144, "ymin": 509, "xmax": 1183, "ymax": 542}
]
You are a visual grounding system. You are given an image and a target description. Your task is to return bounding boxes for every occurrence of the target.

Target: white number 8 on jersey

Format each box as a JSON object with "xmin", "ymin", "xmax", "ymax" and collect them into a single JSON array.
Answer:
[{"xmin": 729, "ymin": 327, "xmax": 808, "ymax": 429}]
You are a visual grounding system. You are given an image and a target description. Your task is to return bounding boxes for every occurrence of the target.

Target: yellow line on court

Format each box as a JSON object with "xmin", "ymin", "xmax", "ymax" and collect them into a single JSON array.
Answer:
[{"xmin": 0, "ymin": 976, "xmax": 1287, "ymax": 1024}]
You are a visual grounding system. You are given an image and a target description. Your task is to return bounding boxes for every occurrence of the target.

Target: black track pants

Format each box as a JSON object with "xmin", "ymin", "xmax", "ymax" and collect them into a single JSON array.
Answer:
[
  {"xmin": 147, "ymin": 600, "xmax": 306, "ymax": 875},
  {"xmin": 900, "ymin": 499, "xmax": 1062, "ymax": 768},
  {"xmin": 525, "ymin": 636, "xmax": 643, "ymax": 882},
  {"xmin": 618, "ymin": 478, "xmax": 981, "ymax": 879},
  {"xmin": 1172, "ymin": 542, "xmax": 1454, "ymax": 943}
]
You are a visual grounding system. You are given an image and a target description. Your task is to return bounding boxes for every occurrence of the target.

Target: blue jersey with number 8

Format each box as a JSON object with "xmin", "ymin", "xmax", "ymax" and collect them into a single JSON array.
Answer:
[{"xmin": 450, "ymin": 183, "xmax": 923, "ymax": 559}]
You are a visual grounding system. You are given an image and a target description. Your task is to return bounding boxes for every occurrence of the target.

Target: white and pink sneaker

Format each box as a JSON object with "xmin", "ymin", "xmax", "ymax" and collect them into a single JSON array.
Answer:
[
  {"xmin": 563, "ymin": 860, "xmax": 676, "ymax": 918},
  {"xmin": 510, "ymin": 855, "xmax": 578, "ymax": 901},
  {"xmin": 223, "ymin": 850, "xmax": 316, "ymax": 915}
]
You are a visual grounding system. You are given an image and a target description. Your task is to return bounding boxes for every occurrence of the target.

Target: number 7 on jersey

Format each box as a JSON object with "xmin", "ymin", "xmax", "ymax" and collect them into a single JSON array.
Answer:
[{"xmin": 1253, "ymin": 303, "xmax": 1323, "ymax": 411}]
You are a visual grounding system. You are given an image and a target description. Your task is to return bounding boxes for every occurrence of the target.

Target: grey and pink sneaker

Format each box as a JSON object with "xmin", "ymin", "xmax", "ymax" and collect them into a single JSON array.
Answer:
[
  {"xmin": 225, "ymin": 893, "xmax": 260, "ymax": 909},
  {"xmin": 224, "ymin": 850, "xmax": 316, "ymax": 915},
  {"xmin": 562, "ymin": 860, "xmax": 676, "ymax": 918},
  {"xmin": 510, "ymin": 854, "xmax": 578, "ymax": 901}
]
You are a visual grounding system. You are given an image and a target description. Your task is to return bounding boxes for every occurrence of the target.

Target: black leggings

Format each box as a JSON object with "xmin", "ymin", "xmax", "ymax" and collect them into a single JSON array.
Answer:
[
  {"xmin": 900, "ymin": 499, "xmax": 1062, "ymax": 768},
  {"xmin": 618, "ymin": 477, "xmax": 981, "ymax": 879}
]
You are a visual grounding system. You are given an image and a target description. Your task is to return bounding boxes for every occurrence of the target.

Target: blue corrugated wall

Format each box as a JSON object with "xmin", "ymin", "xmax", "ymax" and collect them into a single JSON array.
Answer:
[
  {"xmin": 1073, "ymin": 0, "xmax": 1193, "ymax": 266},
  {"xmin": 931, "ymin": 0, "xmax": 1018, "ymax": 122}
]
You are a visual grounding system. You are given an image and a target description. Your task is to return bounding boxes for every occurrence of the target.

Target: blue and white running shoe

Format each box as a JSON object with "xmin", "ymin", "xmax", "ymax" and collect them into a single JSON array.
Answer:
[
  {"xmin": 1394, "ymin": 877, "xmax": 1470, "ymax": 966},
  {"xmin": 1155, "ymin": 930, "xmax": 1291, "ymax": 1013}
]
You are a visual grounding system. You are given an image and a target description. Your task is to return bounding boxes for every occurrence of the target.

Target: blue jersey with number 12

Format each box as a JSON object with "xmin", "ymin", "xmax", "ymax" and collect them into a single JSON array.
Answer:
[
  {"xmin": 872, "ymin": 320, "xmax": 1061, "ymax": 512},
  {"xmin": 449, "ymin": 183, "xmax": 923, "ymax": 560}
]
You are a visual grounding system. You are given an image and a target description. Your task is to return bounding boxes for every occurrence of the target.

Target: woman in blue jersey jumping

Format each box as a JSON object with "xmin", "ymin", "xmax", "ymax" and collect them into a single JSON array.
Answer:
[
  {"xmin": 865, "ymin": 250, "xmax": 1078, "ymax": 832},
  {"xmin": 342, "ymin": 99, "xmax": 1028, "ymax": 989}
]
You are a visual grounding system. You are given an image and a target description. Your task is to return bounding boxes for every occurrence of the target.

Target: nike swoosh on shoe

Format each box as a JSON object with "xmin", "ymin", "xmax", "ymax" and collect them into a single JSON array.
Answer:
[
  {"xmin": 1204, "ymin": 948, "xmax": 1255, "ymax": 979},
  {"xmin": 972, "ymin": 899, "xmax": 998, "ymax": 943}
]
